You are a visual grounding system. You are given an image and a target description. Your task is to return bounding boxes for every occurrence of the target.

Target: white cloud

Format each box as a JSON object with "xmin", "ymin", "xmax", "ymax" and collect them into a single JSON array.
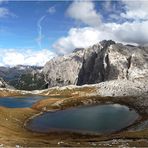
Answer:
[
  {"xmin": 48, "ymin": 6, "xmax": 56, "ymax": 14},
  {"xmin": 54, "ymin": 20, "xmax": 148, "ymax": 54},
  {"xmin": 106, "ymin": 21, "xmax": 148, "ymax": 45},
  {"xmin": 0, "ymin": 7, "xmax": 11, "ymax": 18},
  {"xmin": 53, "ymin": 0, "xmax": 148, "ymax": 54},
  {"xmin": 121, "ymin": 0, "xmax": 148, "ymax": 20},
  {"xmin": 0, "ymin": 49, "xmax": 56, "ymax": 66},
  {"xmin": 67, "ymin": 1, "xmax": 102, "ymax": 27},
  {"xmin": 53, "ymin": 27, "xmax": 113, "ymax": 54}
]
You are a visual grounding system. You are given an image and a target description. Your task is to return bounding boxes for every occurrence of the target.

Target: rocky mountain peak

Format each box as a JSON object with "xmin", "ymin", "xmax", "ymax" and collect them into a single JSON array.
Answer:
[
  {"xmin": 0, "ymin": 40, "xmax": 147, "ymax": 90},
  {"xmin": 73, "ymin": 48, "xmax": 84, "ymax": 53},
  {"xmin": 43, "ymin": 40, "xmax": 148, "ymax": 88},
  {"xmin": 99, "ymin": 40, "xmax": 116, "ymax": 48}
]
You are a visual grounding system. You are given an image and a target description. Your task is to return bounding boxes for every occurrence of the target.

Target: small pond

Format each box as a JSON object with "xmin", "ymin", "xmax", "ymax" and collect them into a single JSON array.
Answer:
[
  {"xmin": 26, "ymin": 104, "xmax": 139, "ymax": 134},
  {"xmin": 0, "ymin": 96, "xmax": 45, "ymax": 108}
]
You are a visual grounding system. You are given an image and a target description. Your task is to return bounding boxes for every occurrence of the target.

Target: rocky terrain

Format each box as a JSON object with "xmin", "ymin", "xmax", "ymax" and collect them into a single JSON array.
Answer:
[
  {"xmin": 0, "ymin": 65, "xmax": 46, "ymax": 90},
  {"xmin": 0, "ymin": 40, "xmax": 147, "ymax": 114},
  {"xmin": 43, "ymin": 40, "xmax": 148, "ymax": 88},
  {"xmin": 0, "ymin": 77, "xmax": 12, "ymax": 89},
  {"xmin": 0, "ymin": 40, "xmax": 147, "ymax": 92},
  {"xmin": 0, "ymin": 40, "xmax": 147, "ymax": 147},
  {"xmin": 0, "ymin": 83, "xmax": 148, "ymax": 147}
]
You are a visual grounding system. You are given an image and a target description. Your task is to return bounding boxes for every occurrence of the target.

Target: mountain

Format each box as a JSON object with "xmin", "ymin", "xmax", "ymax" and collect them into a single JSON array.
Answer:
[
  {"xmin": 0, "ymin": 40, "xmax": 147, "ymax": 91},
  {"xmin": 0, "ymin": 65, "xmax": 46, "ymax": 90},
  {"xmin": 43, "ymin": 40, "xmax": 148, "ymax": 88}
]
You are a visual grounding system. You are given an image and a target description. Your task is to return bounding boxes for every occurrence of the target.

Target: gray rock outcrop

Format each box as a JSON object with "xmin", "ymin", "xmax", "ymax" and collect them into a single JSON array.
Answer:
[
  {"xmin": 0, "ymin": 77, "xmax": 13, "ymax": 89},
  {"xmin": 43, "ymin": 40, "xmax": 148, "ymax": 88},
  {"xmin": 43, "ymin": 51, "xmax": 84, "ymax": 87}
]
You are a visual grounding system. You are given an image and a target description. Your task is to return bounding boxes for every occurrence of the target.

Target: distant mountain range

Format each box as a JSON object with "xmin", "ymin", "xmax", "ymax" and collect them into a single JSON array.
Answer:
[
  {"xmin": 0, "ymin": 65, "xmax": 46, "ymax": 90},
  {"xmin": 0, "ymin": 40, "xmax": 148, "ymax": 90}
]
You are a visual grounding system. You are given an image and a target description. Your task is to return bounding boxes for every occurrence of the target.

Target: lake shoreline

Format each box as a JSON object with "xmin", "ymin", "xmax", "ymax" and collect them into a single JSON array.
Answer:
[
  {"xmin": 0, "ymin": 97, "xmax": 147, "ymax": 147},
  {"xmin": 0, "ymin": 86, "xmax": 148, "ymax": 147}
]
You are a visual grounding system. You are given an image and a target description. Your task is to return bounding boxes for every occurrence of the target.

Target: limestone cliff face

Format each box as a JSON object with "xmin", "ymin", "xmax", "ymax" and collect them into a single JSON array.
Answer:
[
  {"xmin": 43, "ymin": 51, "xmax": 84, "ymax": 87},
  {"xmin": 43, "ymin": 40, "xmax": 148, "ymax": 88}
]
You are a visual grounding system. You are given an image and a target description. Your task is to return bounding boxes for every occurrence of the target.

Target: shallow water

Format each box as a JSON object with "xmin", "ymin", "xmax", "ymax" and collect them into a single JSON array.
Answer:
[
  {"xmin": 0, "ymin": 96, "xmax": 45, "ymax": 108},
  {"xmin": 26, "ymin": 104, "xmax": 139, "ymax": 134}
]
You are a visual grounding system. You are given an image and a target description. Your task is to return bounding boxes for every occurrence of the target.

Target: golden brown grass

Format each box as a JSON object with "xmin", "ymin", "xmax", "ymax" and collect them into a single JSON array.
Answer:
[{"xmin": 0, "ymin": 87, "xmax": 147, "ymax": 147}]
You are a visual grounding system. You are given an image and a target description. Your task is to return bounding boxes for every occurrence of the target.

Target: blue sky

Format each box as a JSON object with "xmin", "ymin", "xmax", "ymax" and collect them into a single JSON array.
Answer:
[
  {"xmin": 0, "ymin": 1, "xmax": 71, "ymax": 50},
  {"xmin": 0, "ymin": 0, "xmax": 148, "ymax": 66}
]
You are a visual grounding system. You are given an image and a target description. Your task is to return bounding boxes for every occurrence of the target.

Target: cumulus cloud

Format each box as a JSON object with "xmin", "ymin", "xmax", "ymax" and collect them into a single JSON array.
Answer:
[
  {"xmin": 53, "ymin": 0, "xmax": 148, "ymax": 54},
  {"xmin": 1, "ymin": 1, "xmax": 148, "ymax": 66},
  {"xmin": 54, "ymin": 20, "xmax": 148, "ymax": 54},
  {"xmin": 53, "ymin": 27, "xmax": 113, "ymax": 54},
  {"xmin": 0, "ymin": 0, "xmax": 17, "ymax": 18},
  {"xmin": 0, "ymin": 49, "xmax": 56, "ymax": 66},
  {"xmin": 121, "ymin": 0, "xmax": 148, "ymax": 20},
  {"xmin": 67, "ymin": 1, "xmax": 102, "ymax": 27},
  {"xmin": 0, "ymin": 0, "xmax": 16, "ymax": 18},
  {"xmin": 107, "ymin": 21, "xmax": 148, "ymax": 45},
  {"xmin": 0, "ymin": 7, "xmax": 12, "ymax": 18}
]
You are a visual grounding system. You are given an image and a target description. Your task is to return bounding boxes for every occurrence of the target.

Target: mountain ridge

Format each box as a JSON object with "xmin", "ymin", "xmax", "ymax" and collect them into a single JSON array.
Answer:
[
  {"xmin": 43, "ymin": 40, "xmax": 148, "ymax": 88},
  {"xmin": 0, "ymin": 40, "xmax": 147, "ymax": 90}
]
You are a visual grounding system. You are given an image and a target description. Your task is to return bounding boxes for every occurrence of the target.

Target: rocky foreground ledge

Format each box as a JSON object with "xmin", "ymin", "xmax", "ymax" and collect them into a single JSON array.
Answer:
[{"xmin": 0, "ymin": 79, "xmax": 148, "ymax": 147}]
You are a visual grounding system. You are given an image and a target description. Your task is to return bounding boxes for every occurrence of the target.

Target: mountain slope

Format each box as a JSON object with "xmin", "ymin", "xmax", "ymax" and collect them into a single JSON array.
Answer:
[
  {"xmin": 0, "ymin": 77, "xmax": 13, "ymax": 89},
  {"xmin": 0, "ymin": 65, "xmax": 46, "ymax": 90},
  {"xmin": 43, "ymin": 40, "xmax": 148, "ymax": 88}
]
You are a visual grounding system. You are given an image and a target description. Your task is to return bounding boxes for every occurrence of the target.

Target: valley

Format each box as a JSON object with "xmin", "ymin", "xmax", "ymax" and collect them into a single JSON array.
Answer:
[
  {"xmin": 0, "ymin": 0, "xmax": 148, "ymax": 147},
  {"xmin": 0, "ymin": 83, "xmax": 147, "ymax": 147},
  {"xmin": 0, "ymin": 40, "xmax": 147, "ymax": 147}
]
